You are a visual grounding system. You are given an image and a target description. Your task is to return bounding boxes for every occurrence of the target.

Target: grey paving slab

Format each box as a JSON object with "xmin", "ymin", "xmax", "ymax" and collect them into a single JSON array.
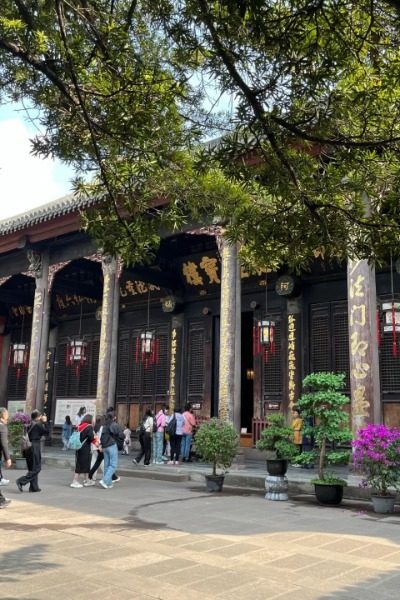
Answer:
[{"xmin": 1, "ymin": 463, "xmax": 400, "ymax": 600}]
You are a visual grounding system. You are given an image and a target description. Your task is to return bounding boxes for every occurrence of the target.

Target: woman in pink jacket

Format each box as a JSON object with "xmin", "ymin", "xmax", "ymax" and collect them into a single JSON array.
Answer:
[{"xmin": 182, "ymin": 403, "xmax": 197, "ymax": 462}]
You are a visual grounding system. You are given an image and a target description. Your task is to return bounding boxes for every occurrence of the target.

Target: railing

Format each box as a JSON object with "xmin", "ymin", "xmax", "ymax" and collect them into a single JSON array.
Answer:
[{"xmin": 252, "ymin": 418, "xmax": 268, "ymax": 446}]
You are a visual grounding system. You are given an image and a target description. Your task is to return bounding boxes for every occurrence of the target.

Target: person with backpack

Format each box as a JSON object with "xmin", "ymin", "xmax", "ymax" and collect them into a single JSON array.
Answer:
[
  {"xmin": 70, "ymin": 414, "xmax": 95, "ymax": 488},
  {"xmin": 132, "ymin": 409, "xmax": 153, "ymax": 466},
  {"xmin": 167, "ymin": 407, "xmax": 185, "ymax": 465},
  {"xmin": 152, "ymin": 406, "xmax": 167, "ymax": 465},
  {"xmin": 99, "ymin": 412, "xmax": 122, "ymax": 488},
  {"xmin": 16, "ymin": 410, "xmax": 47, "ymax": 493}
]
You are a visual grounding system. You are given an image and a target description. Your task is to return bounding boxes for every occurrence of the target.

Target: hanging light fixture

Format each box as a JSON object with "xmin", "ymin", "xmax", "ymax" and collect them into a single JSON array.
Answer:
[
  {"xmin": 135, "ymin": 289, "xmax": 159, "ymax": 369},
  {"xmin": 66, "ymin": 301, "xmax": 87, "ymax": 376},
  {"xmin": 253, "ymin": 274, "xmax": 276, "ymax": 365},
  {"xmin": 8, "ymin": 313, "xmax": 29, "ymax": 379},
  {"xmin": 382, "ymin": 253, "xmax": 400, "ymax": 358}
]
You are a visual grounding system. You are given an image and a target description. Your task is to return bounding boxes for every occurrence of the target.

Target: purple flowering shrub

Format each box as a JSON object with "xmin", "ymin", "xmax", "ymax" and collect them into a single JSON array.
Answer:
[
  {"xmin": 11, "ymin": 412, "xmax": 31, "ymax": 425},
  {"xmin": 352, "ymin": 424, "xmax": 400, "ymax": 496},
  {"xmin": 8, "ymin": 412, "xmax": 31, "ymax": 457}
]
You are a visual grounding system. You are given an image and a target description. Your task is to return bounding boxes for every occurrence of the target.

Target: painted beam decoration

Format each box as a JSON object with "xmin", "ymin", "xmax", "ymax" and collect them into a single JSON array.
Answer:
[
  {"xmin": 348, "ymin": 260, "xmax": 374, "ymax": 429},
  {"xmin": 287, "ymin": 314, "xmax": 297, "ymax": 408}
]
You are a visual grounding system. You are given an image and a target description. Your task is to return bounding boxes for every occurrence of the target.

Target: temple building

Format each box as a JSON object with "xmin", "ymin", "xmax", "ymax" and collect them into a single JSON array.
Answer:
[{"xmin": 0, "ymin": 194, "xmax": 399, "ymax": 441}]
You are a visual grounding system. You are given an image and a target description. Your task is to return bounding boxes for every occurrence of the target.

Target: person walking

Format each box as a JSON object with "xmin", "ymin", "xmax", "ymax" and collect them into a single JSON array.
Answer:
[
  {"xmin": 168, "ymin": 407, "xmax": 185, "ymax": 465},
  {"xmin": 122, "ymin": 423, "xmax": 131, "ymax": 455},
  {"xmin": 62, "ymin": 415, "xmax": 73, "ymax": 450},
  {"xmin": 70, "ymin": 414, "xmax": 95, "ymax": 488},
  {"xmin": 99, "ymin": 412, "xmax": 120, "ymax": 488},
  {"xmin": 132, "ymin": 409, "xmax": 153, "ymax": 466},
  {"xmin": 153, "ymin": 406, "xmax": 166, "ymax": 464},
  {"xmin": 0, "ymin": 407, "xmax": 12, "ymax": 508},
  {"xmin": 74, "ymin": 406, "xmax": 86, "ymax": 426},
  {"xmin": 16, "ymin": 410, "xmax": 47, "ymax": 493},
  {"xmin": 182, "ymin": 403, "xmax": 197, "ymax": 462},
  {"xmin": 87, "ymin": 415, "xmax": 121, "ymax": 484}
]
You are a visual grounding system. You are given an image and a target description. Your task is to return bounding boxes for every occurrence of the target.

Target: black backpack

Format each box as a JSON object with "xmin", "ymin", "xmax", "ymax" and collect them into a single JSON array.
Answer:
[
  {"xmin": 153, "ymin": 415, "xmax": 158, "ymax": 434},
  {"xmin": 110, "ymin": 423, "xmax": 125, "ymax": 451},
  {"xmin": 166, "ymin": 416, "xmax": 177, "ymax": 437}
]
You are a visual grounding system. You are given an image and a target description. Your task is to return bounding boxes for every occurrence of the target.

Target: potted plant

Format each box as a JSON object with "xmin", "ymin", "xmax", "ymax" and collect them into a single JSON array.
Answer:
[
  {"xmin": 296, "ymin": 372, "xmax": 352, "ymax": 505},
  {"xmin": 352, "ymin": 423, "xmax": 400, "ymax": 513},
  {"xmin": 8, "ymin": 412, "xmax": 31, "ymax": 468},
  {"xmin": 256, "ymin": 413, "xmax": 299, "ymax": 475},
  {"xmin": 194, "ymin": 418, "xmax": 239, "ymax": 492}
]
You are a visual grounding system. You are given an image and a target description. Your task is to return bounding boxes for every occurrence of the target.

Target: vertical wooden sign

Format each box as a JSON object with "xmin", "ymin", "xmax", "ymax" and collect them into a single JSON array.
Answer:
[{"xmin": 347, "ymin": 259, "xmax": 380, "ymax": 431}]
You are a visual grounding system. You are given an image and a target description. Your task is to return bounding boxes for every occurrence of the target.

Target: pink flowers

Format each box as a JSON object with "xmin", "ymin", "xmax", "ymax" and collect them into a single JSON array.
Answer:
[
  {"xmin": 352, "ymin": 424, "xmax": 400, "ymax": 495},
  {"xmin": 10, "ymin": 412, "xmax": 31, "ymax": 425}
]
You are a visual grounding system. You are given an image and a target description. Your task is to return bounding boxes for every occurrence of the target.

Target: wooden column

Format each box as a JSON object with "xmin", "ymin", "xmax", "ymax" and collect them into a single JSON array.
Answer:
[
  {"xmin": 218, "ymin": 239, "xmax": 240, "ymax": 423},
  {"xmin": 234, "ymin": 254, "xmax": 241, "ymax": 432},
  {"xmin": 26, "ymin": 251, "xmax": 51, "ymax": 413},
  {"xmin": 347, "ymin": 259, "xmax": 381, "ymax": 431},
  {"xmin": 96, "ymin": 255, "xmax": 118, "ymax": 415},
  {"xmin": 168, "ymin": 314, "xmax": 184, "ymax": 412},
  {"xmin": 107, "ymin": 263, "xmax": 121, "ymax": 406}
]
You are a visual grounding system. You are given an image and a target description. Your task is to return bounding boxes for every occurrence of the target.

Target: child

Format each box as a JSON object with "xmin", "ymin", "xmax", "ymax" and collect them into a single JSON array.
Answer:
[{"xmin": 122, "ymin": 424, "xmax": 131, "ymax": 455}]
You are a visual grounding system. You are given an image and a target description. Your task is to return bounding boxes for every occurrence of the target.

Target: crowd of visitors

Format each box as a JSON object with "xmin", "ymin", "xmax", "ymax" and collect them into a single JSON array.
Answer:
[{"xmin": 0, "ymin": 402, "xmax": 198, "ymax": 505}]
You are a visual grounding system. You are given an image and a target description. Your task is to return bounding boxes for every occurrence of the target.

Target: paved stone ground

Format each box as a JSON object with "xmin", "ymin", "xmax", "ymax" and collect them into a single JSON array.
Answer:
[{"xmin": 1, "ymin": 465, "xmax": 400, "ymax": 600}]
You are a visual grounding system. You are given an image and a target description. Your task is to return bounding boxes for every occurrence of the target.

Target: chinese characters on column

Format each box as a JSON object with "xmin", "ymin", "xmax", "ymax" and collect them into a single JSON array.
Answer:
[
  {"xmin": 348, "ymin": 262, "xmax": 371, "ymax": 428},
  {"xmin": 169, "ymin": 328, "xmax": 177, "ymax": 411},
  {"xmin": 287, "ymin": 314, "xmax": 297, "ymax": 408}
]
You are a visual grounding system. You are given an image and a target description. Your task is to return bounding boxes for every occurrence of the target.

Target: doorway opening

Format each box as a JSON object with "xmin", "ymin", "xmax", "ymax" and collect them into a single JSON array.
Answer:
[{"xmin": 241, "ymin": 312, "xmax": 254, "ymax": 432}]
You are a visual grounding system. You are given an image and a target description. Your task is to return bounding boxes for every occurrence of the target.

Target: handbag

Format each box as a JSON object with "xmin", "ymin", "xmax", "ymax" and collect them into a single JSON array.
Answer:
[{"xmin": 21, "ymin": 427, "xmax": 32, "ymax": 451}]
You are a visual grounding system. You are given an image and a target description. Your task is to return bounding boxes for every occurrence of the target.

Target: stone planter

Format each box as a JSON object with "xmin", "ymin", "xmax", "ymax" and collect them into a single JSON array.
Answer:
[
  {"xmin": 205, "ymin": 474, "xmax": 225, "ymax": 492},
  {"xmin": 371, "ymin": 495, "xmax": 396, "ymax": 514},
  {"xmin": 14, "ymin": 457, "xmax": 27, "ymax": 470},
  {"xmin": 265, "ymin": 474, "xmax": 288, "ymax": 501}
]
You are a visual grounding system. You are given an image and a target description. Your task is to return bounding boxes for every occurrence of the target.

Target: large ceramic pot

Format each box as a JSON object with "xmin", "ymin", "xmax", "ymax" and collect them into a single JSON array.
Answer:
[
  {"xmin": 314, "ymin": 483, "xmax": 344, "ymax": 506},
  {"xmin": 266, "ymin": 459, "xmax": 288, "ymax": 476},
  {"xmin": 205, "ymin": 474, "xmax": 225, "ymax": 492},
  {"xmin": 371, "ymin": 495, "xmax": 396, "ymax": 514}
]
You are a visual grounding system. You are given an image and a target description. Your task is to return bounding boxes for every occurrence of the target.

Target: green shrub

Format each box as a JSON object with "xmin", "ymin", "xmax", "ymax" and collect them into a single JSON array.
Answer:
[
  {"xmin": 195, "ymin": 418, "xmax": 239, "ymax": 476},
  {"xmin": 256, "ymin": 413, "xmax": 299, "ymax": 461}
]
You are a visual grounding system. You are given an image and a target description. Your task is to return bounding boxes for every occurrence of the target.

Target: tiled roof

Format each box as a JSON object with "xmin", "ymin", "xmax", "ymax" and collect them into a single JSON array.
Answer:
[{"xmin": 0, "ymin": 193, "xmax": 101, "ymax": 236}]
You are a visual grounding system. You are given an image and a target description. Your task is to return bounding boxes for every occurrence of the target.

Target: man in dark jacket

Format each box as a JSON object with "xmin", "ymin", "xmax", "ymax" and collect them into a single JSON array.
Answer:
[{"xmin": 0, "ymin": 407, "xmax": 12, "ymax": 508}]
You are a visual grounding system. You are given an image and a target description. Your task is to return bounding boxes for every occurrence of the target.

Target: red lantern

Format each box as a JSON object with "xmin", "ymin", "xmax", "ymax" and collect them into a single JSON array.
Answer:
[
  {"xmin": 135, "ymin": 331, "xmax": 159, "ymax": 369},
  {"xmin": 66, "ymin": 339, "xmax": 87, "ymax": 377},
  {"xmin": 8, "ymin": 343, "xmax": 29, "ymax": 379},
  {"xmin": 253, "ymin": 320, "xmax": 276, "ymax": 365}
]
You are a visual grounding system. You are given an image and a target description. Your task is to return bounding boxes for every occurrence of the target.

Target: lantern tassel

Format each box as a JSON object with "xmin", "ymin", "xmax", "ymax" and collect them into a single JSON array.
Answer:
[
  {"xmin": 392, "ymin": 303, "xmax": 397, "ymax": 357},
  {"xmin": 376, "ymin": 308, "xmax": 381, "ymax": 349}
]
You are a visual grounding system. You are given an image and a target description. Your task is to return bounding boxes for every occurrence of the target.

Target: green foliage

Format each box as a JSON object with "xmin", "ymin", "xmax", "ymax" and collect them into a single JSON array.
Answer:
[
  {"xmin": 1, "ymin": 2, "xmax": 400, "ymax": 267},
  {"xmin": 256, "ymin": 413, "xmax": 299, "ymax": 461},
  {"xmin": 296, "ymin": 372, "xmax": 352, "ymax": 482},
  {"xmin": 195, "ymin": 418, "xmax": 239, "ymax": 476}
]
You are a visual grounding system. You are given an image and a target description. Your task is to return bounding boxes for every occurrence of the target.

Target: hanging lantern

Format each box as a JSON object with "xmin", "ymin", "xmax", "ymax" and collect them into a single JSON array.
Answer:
[
  {"xmin": 66, "ymin": 338, "xmax": 87, "ymax": 376},
  {"xmin": 8, "ymin": 342, "xmax": 29, "ymax": 379},
  {"xmin": 135, "ymin": 330, "xmax": 159, "ymax": 369},
  {"xmin": 376, "ymin": 307, "xmax": 381, "ymax": 349},
  {"xmin": 253, "ymin": 320, "xmax": 276, "ymax": 365},
  {"xmin": 382, "ymin": 301, "xmax": 400, "ymax": 358}
]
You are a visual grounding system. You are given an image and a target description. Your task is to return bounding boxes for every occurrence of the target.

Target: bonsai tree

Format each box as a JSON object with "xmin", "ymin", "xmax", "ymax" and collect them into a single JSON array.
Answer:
[
  {"xmin": 195, "ymin": 418, "xmax": 239, "ymax": 476},
  {"xmin": 296, "ymin": 372, "xmax": 352, "ymax": 484},
  {"xmin": 256, "ymin": 413, "xmax": 299, "ymax": 461}
]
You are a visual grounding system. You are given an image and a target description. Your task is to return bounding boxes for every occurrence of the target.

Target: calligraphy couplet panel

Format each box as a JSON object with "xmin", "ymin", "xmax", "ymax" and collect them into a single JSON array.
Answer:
[{"xmin": 347, "ymin": 260, "xmax": 380, "ymax": 430}]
